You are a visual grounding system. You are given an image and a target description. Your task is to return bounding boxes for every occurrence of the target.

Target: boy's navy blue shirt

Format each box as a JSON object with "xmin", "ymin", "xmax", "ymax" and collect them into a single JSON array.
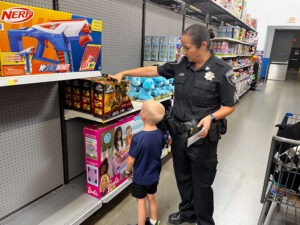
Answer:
[{"xmin": 129, "ymin": 129, "xmax": 164, "ymax": 185}]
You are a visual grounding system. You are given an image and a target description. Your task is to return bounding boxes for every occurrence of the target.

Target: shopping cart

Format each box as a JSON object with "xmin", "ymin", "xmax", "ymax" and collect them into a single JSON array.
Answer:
[{"xmin": 258, "ymin": 113, "xmax": 300, "ymax": 225}]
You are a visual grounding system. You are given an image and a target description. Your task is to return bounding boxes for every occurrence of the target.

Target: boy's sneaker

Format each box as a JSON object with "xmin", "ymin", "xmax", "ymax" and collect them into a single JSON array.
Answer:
[{"xmin": 145, "ymin": 217, "xmax": 160, "ymax": 225}]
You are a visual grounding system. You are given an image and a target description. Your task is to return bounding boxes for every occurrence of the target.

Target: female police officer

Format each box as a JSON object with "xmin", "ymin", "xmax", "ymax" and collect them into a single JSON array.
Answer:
[{"xmin": 110, "ymin": 24, "xmax": 238, "ymax": 225}]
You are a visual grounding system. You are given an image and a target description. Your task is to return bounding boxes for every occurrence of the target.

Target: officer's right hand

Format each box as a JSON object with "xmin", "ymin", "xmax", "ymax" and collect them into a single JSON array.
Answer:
[{"xmin": 107, "ymin": 72, "xmax": 124, "ymax": 83}]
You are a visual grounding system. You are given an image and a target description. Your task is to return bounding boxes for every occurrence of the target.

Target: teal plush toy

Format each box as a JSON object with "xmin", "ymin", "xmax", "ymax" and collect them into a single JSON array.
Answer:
[
  {"xmin": 151, "ymin": 87, "xmax": 164, "ymax": 98},
  {"xmin": 152, "ymin": 76, "xmax": 164, "ymax": 87},
  {"xmin": 126, "ymin": 76, "xmax": 141, "ymax": 99},
  {"xmin": 137, "ymin": 78, "xmax": 155, "ymax": 100}
]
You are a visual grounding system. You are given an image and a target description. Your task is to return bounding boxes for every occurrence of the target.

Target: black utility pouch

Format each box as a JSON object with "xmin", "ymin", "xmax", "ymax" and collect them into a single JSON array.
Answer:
[
  {"xmin": 208, "ymin": 122, "xmax": 220, "ymax": 142},
  {"xmin": 163, "ymin": 106, "xmax": 178, "ymax": 137},
  {"xmin": 219, "ymin": 118, "xmax": 227, "ymax": 135}
]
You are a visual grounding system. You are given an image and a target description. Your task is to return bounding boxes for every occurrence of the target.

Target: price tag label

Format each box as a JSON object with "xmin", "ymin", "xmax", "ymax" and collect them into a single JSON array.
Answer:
[{"xmin": 7, "ymin": 79, "xmax": 17, "ymax": 86}]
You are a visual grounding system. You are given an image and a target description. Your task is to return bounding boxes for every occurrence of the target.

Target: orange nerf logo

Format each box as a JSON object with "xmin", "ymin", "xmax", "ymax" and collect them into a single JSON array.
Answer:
[{"xmin": 1, "ymin": 7, "xmax": 34, "ymax": 24}]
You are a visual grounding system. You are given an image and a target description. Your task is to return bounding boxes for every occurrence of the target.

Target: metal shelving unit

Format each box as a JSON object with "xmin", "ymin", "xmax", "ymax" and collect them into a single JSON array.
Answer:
[{"xmin": 190, "ymin": 0, "xmax": 256, "ymax": 32}]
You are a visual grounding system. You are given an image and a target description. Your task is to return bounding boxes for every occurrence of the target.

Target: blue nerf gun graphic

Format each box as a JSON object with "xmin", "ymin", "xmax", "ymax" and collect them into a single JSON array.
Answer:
[{"xmin": 8, "ymin": 19, "xmax": 92, "ymax": 72}]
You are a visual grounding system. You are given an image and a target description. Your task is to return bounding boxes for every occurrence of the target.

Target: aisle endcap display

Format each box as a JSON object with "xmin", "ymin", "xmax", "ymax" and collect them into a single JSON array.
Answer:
[{"xmin": 0, "ymin": 1, "xmax": 102, "ymax": 77}]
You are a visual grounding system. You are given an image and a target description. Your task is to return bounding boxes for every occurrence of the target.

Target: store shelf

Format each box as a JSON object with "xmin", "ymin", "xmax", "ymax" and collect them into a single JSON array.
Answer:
[
  {"xmin": 143, "ymin": 61, "xmax": 167, "ymax": 66},
  {"xmin": 64, "ymin": 96, "xmax": 172, "ymax": 123},
  {"xmin": 215, "ymin": 54, "xmax": 238, "ymax": 58},
  {"xmin": 238, "ymin": 86, "xmax": 250, "ymax": 97},
  {"xmin": 212, "ymin": 37, "xmax": 254, "ymax": 46},
  {"xmin": 236, "ymin": 54, "xmax": 253, "ymax": 57},
  {"xmin": 0, "ymin": 71, "xmax": 102, "ymax": 87},
  {"xmin": 0, "ymin": 175, "xmax": 102, "ymax": 225},
  {"xmin": 191, "ymin": 0, "xmax": 256, "ymax": 32},
  {"xmin": 233, "ymin": 64, "xmax": 252, "ymax": 70}
]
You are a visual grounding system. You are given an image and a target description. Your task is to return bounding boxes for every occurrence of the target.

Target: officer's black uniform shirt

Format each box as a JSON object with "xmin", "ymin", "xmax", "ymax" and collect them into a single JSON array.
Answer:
[{"xmin": 157, "ymin": 55, "xmax": 239, "ymax": 122}]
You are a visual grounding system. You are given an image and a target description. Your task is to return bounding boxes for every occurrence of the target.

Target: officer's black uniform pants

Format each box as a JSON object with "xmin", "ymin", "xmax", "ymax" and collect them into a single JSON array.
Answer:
[{"xmin": 171, "ymin": 133, "xmax": 218, "ymax": 225}]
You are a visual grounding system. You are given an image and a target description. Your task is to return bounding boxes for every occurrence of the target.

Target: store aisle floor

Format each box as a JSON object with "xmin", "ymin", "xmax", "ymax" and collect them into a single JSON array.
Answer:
[{"xmin": 82, "ymin": 72, "xmax": 300, "ymax": 225}]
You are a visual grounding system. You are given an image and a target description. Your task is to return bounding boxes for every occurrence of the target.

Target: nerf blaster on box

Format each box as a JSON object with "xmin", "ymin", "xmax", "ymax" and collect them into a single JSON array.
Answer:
[{"xmin": 7, "ymin": 19, "xmax": 92, "ymax": 72}]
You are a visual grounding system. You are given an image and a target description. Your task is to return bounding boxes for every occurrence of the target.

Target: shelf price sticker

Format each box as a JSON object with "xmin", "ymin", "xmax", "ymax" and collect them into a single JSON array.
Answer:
[{"xmin": 7, "ymin": 79, "xmax": 18, "ymax": 86}]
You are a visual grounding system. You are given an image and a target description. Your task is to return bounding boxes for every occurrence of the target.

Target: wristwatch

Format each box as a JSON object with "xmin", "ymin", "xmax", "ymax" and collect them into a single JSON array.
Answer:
[
  {"xmin": 210, "ymin": 113, "xmax": 216, "ymax": 122},
  {"xmin": 125, "ymin": 170, "xmax": 132, "ymax": 175}
]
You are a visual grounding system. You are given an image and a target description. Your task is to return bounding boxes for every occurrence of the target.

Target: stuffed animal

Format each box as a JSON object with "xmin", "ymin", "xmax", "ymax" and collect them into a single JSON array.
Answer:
[
  {"xmin": 137, "ymin": 78, "xmax": 155, "ymax": 100},
  {"xmin": 152, "ymin": 77, "xmax": 164, "ymax": 87},
  {"xmin": 126, "ymin": 76, "xmax": 140, "ymax": 99},
  {"xmin": 151, "ymin": 87, "xmax": 164, "ymax": 98}
]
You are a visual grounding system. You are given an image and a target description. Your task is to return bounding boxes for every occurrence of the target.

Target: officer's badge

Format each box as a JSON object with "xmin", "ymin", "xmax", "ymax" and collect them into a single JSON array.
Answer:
[
  {"xmin": 204, "ymin": 71, "xmax": 215, "ymax": 81},
  {"xmin": 225, "ymin": 70, "xmax": 236, "ymax": 87}
]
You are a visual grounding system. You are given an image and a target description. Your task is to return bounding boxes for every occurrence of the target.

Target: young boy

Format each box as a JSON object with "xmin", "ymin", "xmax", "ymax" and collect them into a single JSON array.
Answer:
[{"xmin": 125, "ymin": 100, "xmax": 165, "ymax": 225}]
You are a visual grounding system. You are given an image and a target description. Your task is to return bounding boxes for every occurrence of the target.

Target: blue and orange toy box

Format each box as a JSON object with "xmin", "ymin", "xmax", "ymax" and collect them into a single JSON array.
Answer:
[{"xmin": 0, "ymin": 1, "xmax": 102, "ymax": 76}]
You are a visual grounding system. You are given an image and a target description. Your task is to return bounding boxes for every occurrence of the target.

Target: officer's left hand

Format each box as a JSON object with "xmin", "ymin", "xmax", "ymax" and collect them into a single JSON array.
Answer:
[{"xmin": 197, "ymin": 115, "xmax": 212, "ymax": 138}]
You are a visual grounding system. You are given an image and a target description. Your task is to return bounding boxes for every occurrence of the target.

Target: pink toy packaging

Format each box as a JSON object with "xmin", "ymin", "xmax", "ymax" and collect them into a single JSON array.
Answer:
[{"xmin": 84, "ymin": 113, "xmax": 144, "ymax": 199}]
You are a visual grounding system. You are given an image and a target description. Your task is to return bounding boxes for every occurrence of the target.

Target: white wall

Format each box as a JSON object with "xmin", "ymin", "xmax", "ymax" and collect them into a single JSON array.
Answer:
[{"xmin": 247, "ymin": 0, "xmax": 300, "ymax": 50}]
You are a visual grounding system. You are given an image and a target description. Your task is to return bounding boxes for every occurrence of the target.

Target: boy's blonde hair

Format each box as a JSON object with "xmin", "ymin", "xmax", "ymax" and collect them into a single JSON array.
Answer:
[{"xmin": 141, "ymin": 100, "xmax": 165, "ymax": 125}]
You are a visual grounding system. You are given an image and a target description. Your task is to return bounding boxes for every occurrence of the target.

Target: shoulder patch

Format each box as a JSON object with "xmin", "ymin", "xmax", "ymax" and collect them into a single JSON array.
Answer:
[{"xmin": 225, "ymin": 69, "xmax": 236, "ymax": 87}]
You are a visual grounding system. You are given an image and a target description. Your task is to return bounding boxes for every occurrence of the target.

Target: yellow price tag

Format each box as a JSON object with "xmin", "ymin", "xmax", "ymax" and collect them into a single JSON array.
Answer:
[{"xmin": 7, "ymin": 79, "xmax": 17, "ymax": 86}]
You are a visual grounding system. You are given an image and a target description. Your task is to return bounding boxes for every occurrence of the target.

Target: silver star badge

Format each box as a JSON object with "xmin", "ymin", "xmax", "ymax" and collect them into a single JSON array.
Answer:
[{"xmin": 204, "ymin": 71, "xmax": 215, "ymax": 81}]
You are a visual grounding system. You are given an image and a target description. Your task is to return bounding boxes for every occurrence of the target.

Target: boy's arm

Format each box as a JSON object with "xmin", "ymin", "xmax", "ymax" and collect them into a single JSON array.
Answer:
[{"xmin": 125, "ymin": 155, "xmax": 135, "ymax": 177}]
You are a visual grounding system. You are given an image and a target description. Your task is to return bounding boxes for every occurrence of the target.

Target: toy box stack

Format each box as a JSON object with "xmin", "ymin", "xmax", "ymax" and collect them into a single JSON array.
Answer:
[
  {"xmin": 151, "ymin": 36, "xmax": 160, "ymax": 61},
  {"xmin": 0, "ymin": 1, "xmax": 102, "ymax": 76},
  {"xmin": 63, "ymin": 77, "xmax": 133, "ymax": 119},
  {"xmin": 84, "ymin": 114, "xmax": 144, "ymax": 199},
  {"xmin": 167, "ymin": 36, "xmax": 179, "ymax": 62},
  {"xmin": 159, "ymin": 36, "xmax": 169, "ymax": 62},
  {"xmin": 144, "ymin": 36, "xmax": 152, "ymax": 61}
]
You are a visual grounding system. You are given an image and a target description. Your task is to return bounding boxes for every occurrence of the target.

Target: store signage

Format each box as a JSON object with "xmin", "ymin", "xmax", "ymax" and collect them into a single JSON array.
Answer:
[{"xmin": 0, "ymin": 7, "xmax": 34, "ymax": 24}]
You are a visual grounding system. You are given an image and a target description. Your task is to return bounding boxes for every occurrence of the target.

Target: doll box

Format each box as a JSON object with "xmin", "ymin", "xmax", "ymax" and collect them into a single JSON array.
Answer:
[{"xmin": 84, "ymin": 113, "xmax": 144, "ymax": 199}]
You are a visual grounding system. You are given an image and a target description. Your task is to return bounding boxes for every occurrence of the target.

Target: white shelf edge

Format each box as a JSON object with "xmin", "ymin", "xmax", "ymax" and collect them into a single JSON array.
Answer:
[
  {"xmin": 101, "ymin": 179, "xmax": 131, "ymax": 203},
  {"xmin": 0, "ymin": 71, "xmax": 102, "ymax": 87},
  {"xmin": 233, "ymin": 64, "xmax": 252, "ymax": 70},
  {"xmin": 212, "ymin": 37, "xmax": 254, "ymax": 46},
  {"xmin": 216, "ymin": 54, "xmax": 237, "ymax": 58},
  {"xmin": 64, "ymin": 96, "xmax": 172, "ymax": 123},
  {"xmin": 143, "ymin": 61, "xmax": 167, "ymax": 66}
]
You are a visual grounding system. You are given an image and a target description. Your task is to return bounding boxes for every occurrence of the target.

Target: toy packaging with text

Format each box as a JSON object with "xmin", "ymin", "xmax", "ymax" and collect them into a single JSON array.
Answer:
[
  {"xmin": 0, "ymin": 1, "xmax": 102, "ymax": 76},
  {"xmin": 84, "ymin": 114, "xmax": 144, "ymax": 199}
]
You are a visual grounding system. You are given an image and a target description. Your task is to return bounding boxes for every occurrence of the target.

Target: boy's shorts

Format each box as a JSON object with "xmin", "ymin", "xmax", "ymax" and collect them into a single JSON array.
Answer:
[{"xmin": 131, "ymin": 182, "xmax": 158, "ymax": 199}]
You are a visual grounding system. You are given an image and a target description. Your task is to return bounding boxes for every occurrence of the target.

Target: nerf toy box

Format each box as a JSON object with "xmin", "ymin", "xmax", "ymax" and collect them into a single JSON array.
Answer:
[
  {"xmin": 84, "ymin": 113, "xmax": 144, "ymax": 199},
  {"xmin": 0, "ymin": 1, "xmax": 102, "ymax": 76}
]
